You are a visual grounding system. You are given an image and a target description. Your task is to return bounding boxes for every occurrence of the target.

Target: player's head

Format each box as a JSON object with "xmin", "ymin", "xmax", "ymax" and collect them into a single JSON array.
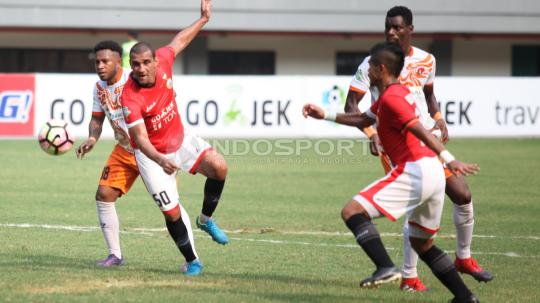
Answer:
[
  {"xmin": 127, "ymin": 30, "xmax": 139, "ymax": 40},
  {"xmin": 385, "ymin": 6, "xmax": 414, "ymax": 51},
  {"xmin": 129, "ymin": 42, "xmax": 158, "ymax": 87},
  {"xmin": 368, "ymin": 42, "xmax": 405, "ymax": 86},
  {"xmin": 93, "ymin": 40, "xmax": 123, "ymax": 83}
]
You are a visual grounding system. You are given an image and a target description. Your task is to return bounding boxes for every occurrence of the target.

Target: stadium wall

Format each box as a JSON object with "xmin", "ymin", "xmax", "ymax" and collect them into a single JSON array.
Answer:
[{"xmin": 1, "ymin": 74, "xmax": 539, "ymax": 139}]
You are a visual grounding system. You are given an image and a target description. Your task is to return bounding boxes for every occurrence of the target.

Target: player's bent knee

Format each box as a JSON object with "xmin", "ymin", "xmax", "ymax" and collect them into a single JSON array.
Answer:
[
  {"xmin": 341, "ymin": 200, "xmax": 369, "ymax": 221},
  {"xmin": 162, "ymin": 207, "xmax": 181, "ymax": 222},
  {"xmin": 409, "ymin": 237, "xmax": 433, "ymax": 255},
  {"xmin": 95, "ymin": 186, "xmax": 121, "ymax": 202},
  {"xmin": 446, "ymin": 175, "xmax": 472, "ymax": 205}
]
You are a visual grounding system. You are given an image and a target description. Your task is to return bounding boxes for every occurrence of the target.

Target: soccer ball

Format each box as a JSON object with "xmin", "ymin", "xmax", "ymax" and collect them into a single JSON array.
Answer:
[{"xmin": 38, "ymin": 119, "xmax": 75, "ymax": 155}]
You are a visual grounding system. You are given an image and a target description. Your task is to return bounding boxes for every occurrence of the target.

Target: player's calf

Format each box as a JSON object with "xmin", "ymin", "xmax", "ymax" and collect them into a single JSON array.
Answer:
[{"xmin": 417, "ymin": 244, "xmax": 477, "ymax": 302}]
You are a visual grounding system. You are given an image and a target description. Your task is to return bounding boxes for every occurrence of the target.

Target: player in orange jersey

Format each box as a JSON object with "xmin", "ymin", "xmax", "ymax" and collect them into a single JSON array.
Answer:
[
  {"xmin": 76, "ymin": 40, "xmax": 136, "ymax": 267},
  {"xmin": 344, "ymin": 6, "xmax": 492, "ymax": 292}
]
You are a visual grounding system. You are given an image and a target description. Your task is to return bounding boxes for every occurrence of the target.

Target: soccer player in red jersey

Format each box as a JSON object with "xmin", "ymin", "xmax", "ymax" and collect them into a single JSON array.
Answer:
[
  {"xmin": 303, "ymin": 42, "xmax": 480, "ymax": 303},
  {"xmin": 120, "ymin": 0, "xmax": 228, "ymax": 276},
  {"xmin": 344, "ymin": 6, "xmax": 492, "ymax": 291}
]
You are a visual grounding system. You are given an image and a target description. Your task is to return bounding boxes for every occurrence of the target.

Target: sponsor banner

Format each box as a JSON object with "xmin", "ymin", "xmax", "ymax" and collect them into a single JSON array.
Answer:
[
  {"xmin": 436, "ymin": 78, "xmax": 540, "ymax": 137},
  {"xmin": 34, "ymin": 74, "xmax": 115, "ymax": 140},
  {"xmin": 11, "ymin": 74, "xmax": 540, "ymax": 139},
  {"xmin": 0, "ymin": 74, "xmax": 35, "ymax": 136}
]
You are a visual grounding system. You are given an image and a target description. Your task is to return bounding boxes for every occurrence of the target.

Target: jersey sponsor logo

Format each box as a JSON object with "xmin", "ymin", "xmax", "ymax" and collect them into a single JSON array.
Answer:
[
  {"xmin": 146, "ymin": 101, "xmax": 157, "ymax": 112},
  {"xmin": 150, "ymin": 100, "xmax": 176, "ymax": 131},
  {"xmin": 0, "ymin": 90, "xmax": 33, "ymax": 123}
]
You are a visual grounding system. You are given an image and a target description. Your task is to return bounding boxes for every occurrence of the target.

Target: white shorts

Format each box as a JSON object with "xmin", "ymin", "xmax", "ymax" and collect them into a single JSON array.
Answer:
[
  {"xmin": 135, "ymin": 132, "xmax": 213, "ymax": 213},
  {"xmin": 353, "ymin": 156, "xmax": 446, "ymax": 239}
]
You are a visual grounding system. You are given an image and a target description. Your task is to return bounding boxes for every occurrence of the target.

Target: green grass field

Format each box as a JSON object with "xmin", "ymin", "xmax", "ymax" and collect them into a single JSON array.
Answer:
[{"xmin": 1, "ymin": 138, "xmax": 539, "ymax": 303}]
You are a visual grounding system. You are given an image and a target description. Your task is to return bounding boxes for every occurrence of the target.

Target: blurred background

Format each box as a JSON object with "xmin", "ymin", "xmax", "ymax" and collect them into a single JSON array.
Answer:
[
  {"xmin": 1, "ymin": 0, "xmax": 539, "ymax": 76},
  {"xmin": 0, "ymin": 0, "xmax": 539, "ymax": 139}
]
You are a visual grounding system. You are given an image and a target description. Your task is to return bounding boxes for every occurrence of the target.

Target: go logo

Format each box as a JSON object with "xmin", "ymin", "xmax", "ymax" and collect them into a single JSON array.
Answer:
[{"xmin": 50, "ymin": 99, "xmax": 86, "ymax": 125}]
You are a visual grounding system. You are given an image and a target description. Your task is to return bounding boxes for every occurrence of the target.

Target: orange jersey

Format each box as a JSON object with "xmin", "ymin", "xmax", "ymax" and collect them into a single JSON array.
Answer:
[
  {"xmin": 93, "ymin": 69, "xmax": 132, "ymax": 152},
  {"xmin": 350, "ymin": 46, "xmax": 436, "ymax": 128}
]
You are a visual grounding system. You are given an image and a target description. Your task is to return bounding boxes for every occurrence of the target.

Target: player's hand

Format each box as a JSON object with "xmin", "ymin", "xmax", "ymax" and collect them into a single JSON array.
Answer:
[
  {"xmin": 447, "ymin": 160, "xmax": 479, "ymax": 176},
  {"xmin": 302, "ymin": 103, "xmax": 325, "ymax": 119},
  {"xmin": 76, "ymin": 138, "xmax": 96, "ymax": 159},
  {"xmin": 201, "ymin": 0, "xmax": 211, "ymax": 22},
  {"xmin": 159, "ymin": 157, "xmax": 178, "ymax": 175},
  {"xmin": 369, "ymin": 133, "xmax": 382, "ymax": 156},
  {"xmin": 430, "ymin": 119, "xmax": 449, "ymax": 144}
]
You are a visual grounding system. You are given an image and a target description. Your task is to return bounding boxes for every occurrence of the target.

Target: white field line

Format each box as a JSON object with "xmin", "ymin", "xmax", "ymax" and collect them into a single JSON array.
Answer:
[{"xmin": 0, "ymin": 223, "xmax": 537, "ymax": 258}]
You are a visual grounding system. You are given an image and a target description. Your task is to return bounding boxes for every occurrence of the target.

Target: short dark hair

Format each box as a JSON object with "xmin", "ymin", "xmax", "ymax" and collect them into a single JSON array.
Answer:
[
  {"xmin": 386, "ymin": 6, "xmax": 413, "ymax": 26},
  {"xmin": 127, "ymin": 30, "xmax": 139, "ymax": 39},
  {"xmin": 93, "ymin": 40, "xmax": 123, "ymax": 56},
  {"xmin": 370, "ymin": 42, "xmax": 404, "ymax": 78},
  {"xmin": 130, "ymin": 42, "xmax": 156, "ymax": 58}
]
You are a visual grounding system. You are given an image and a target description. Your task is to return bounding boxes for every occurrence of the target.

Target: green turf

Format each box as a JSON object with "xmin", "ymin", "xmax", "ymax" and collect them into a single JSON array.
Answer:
[{"xmin": 0, "ymin": 138, "xmax": 539, "ymax": 302}]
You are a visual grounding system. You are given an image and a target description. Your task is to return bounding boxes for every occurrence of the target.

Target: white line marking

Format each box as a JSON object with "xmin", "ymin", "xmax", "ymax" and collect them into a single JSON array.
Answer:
[{"xmin": 0, "ymin": 223, "xmax": 537, "ymax": 258}]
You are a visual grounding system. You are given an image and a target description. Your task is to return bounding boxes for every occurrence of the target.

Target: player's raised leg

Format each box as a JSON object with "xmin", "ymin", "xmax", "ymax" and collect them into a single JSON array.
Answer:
[
  {"xmin": 194, "ymin": 149, "xmax": 229, "ymax": 245},
  {"xmin": 446, "ymin": 173, "xmax": 493, "ymax": 282}
]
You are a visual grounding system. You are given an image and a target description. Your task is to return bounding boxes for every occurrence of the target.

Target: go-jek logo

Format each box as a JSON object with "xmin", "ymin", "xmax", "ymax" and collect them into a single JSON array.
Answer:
[
  {"xmin": 223, "ymin": 84, "xmax": 248, "ymax": 126},
  {"xmin": 322, "ymin": 85, "xmax": 346, "ymax": 114},
  {"xmin": 0, "ymin": 90, "xmax": 33, "ymax": 122}
]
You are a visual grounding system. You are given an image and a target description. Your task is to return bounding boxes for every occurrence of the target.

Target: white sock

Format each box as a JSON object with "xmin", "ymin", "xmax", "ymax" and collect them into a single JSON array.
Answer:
[
  {"xmin": 401, "ymin": 221, "xmax": 419, "ymax": 278},
  {"xmin": 96, "ymin": 200, "xmax": 122, "ymax": 259},
  {"xmin": 199, "ymin": 213, "xmax": 210, "ymax": 224},
  {"xmin": 181, "ymin": 204, "xmax": 199, "ymax": 260},
  {"xmin": 453, "ymin": 202, "xmax": 474, "ymax": 259}
]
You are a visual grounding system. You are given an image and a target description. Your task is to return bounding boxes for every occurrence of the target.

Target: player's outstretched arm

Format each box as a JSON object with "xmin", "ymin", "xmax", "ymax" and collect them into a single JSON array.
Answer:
[
  {"xmin": 408, "ymin": 121, "xmax": 479, "ymax": 176},
  {"xmin": 302, "ymin": 103, "xmax": 375, "ymax": 129},
  {"xmin": 167, "ymin": 0, "xmax": 211, "ymax": 56},
  {"xmin": 128, "ymin": 124, "xmax": 178, "ymax": 175},
  {"xmin": 76, "ymin": 115, "xmax": 104, "ymax": 159}
]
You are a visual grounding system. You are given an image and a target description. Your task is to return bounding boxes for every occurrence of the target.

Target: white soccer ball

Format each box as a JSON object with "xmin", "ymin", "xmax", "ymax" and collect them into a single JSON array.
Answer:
[{"xmin": 37, "ymin": 119, "xmax": 75, "ymax": 156}]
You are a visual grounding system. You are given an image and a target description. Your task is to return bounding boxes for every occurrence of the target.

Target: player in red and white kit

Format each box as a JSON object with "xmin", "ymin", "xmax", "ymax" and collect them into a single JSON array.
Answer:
[
  {"xmin": 120, "ymin": 0, "xmax": 228, "ymax": 276},
  {"xmin": 344, "ymin": 6, "xmax": 492, "ymax": 291},
  {"xmin": 304, "ymin": 42, "xmax": 480, "ymax": 303},
  {"xmin": 77, "ymin": 40, "xmax": 137, "ymax": 267}
]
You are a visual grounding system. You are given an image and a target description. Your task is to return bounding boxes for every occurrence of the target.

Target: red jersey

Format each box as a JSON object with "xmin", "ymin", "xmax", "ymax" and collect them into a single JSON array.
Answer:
[
  {"xmin": 367, "ymin": 84, "xmax": 435, "ymax": 165},
  {"xmin": 121, "ymin": 47, "xmax": 184, "ymax": 154}
]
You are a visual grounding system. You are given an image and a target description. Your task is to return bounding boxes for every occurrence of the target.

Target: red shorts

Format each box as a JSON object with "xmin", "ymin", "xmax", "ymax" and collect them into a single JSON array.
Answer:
[{"xmin": 99, "ymin": 144, "xmax": 139, "ymax": 195}]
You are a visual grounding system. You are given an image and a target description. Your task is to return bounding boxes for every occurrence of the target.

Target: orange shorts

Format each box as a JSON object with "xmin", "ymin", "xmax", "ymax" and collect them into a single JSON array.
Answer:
[
  {"xmin": 99, "ymin": 144, "xmax": 139, "ymax": 195},
  {"xmin": 380, "ymin": 152, "xmax": 453, "ymax": 180}
]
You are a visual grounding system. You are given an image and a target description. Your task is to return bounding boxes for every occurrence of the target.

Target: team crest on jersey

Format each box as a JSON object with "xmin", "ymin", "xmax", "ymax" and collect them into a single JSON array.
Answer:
[
  {"xmin": 122, "ymin": 106, "xmax": 131, "ymax": 118},
  {"xmin": 166, "ymin": 78, "xmax": 173, "ymax": 89}
]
